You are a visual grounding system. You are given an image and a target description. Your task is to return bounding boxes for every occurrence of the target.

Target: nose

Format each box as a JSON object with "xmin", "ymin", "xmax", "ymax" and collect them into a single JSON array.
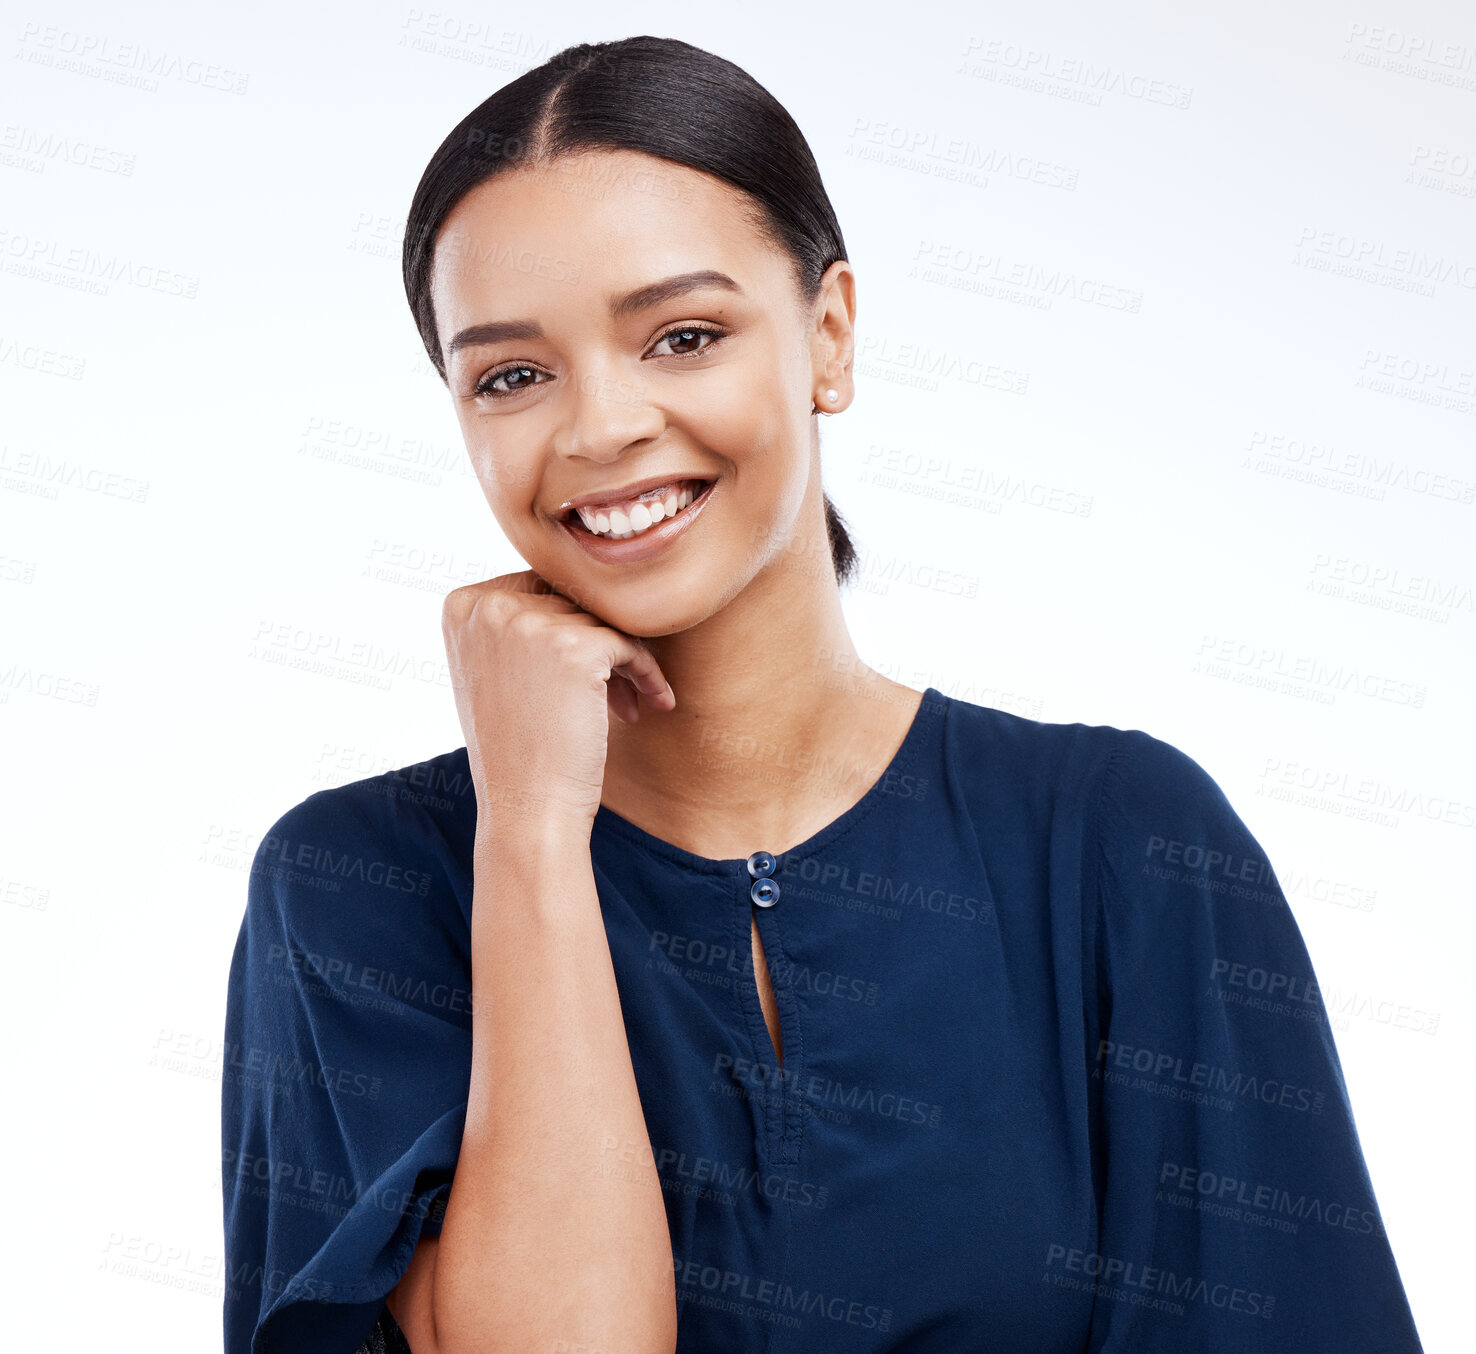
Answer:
[{"xmin": 552, "ymin": 360, "xmax": 665, "ymax": 463}]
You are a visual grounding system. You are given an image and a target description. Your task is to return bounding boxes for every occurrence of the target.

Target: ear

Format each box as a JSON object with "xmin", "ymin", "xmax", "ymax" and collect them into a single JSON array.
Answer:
[{"xmin": 810, "ymin": 260, "xmax": 856, "ymax": 412}]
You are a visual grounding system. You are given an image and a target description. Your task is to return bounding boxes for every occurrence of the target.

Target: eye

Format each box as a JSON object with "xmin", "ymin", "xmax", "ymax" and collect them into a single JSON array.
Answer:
[
  {"xmin": 471, "ymin": 324, "xmax": 728, "ymax": 402},
  {"xmin": 474, "ymin": 364, "xmax": 550, "ymax": 400},
  {"xmin": 648, "ymin": 324, "xmax": 727, "ymax": 359}
]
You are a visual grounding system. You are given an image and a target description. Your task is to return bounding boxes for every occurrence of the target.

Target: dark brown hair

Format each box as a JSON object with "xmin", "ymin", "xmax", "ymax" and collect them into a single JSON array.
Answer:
[{"xmin": 401, "ymin": 34, "xmax": 859, "ymax": 586}]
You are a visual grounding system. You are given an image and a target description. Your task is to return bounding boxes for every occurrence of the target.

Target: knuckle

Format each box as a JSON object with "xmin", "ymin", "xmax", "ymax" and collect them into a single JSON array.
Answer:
[
  {"xmin": 504, "ymin": 605, "xmax": 545, "ymax": 639},
  {"xmin": 443, "ymin": 581, "xmax": 484, "ymax": 613},
  {"xmin": 547, "ymin": 623, "xmax": 585, "ymax": 654}
]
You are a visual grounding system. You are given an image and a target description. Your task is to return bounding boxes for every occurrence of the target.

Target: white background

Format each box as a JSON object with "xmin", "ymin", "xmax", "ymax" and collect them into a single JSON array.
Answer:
[{"xmin": 1, "ymin": 1, "xmax": 1469, "ymax": 1349}]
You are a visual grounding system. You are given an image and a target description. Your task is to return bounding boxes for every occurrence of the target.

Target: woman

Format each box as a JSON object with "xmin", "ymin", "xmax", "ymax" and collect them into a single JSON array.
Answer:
[{"xmin": 221, "ymin": 35, "xmax": 1425, "ymax": 1354}]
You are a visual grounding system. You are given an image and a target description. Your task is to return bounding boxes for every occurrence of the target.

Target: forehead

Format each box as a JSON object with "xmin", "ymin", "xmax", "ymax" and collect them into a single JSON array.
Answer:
[{"xmin": 430, "ymin": 149, "xmax": 791, "ymax": 333}]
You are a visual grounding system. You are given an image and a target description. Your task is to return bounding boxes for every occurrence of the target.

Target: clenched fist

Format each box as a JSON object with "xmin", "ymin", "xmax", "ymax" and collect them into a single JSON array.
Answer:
[{"xmin": 441, "ymin": 570, "xmax": 676, "ymax": 845}]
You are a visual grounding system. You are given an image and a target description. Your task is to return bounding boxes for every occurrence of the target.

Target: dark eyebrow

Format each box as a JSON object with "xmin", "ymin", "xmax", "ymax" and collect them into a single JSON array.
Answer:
[{"xmin": 445, "ymin": 269, "xmax": 744, "ymax": 361}]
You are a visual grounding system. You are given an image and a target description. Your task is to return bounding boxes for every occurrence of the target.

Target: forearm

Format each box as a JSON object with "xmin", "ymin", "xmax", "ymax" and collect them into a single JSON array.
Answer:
[{"xmin": 432, "ymin": 827, "xmax": 678, "ymax": 1354}]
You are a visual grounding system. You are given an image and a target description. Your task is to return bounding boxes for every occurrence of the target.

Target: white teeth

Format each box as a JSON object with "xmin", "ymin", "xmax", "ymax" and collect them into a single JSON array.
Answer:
[{"xmin": 575, "ymin": 481, "xmax": 707, "ymax": 540}]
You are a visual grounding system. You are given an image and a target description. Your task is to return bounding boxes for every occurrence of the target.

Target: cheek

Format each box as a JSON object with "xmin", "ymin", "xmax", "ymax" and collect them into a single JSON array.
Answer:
[
  {"xmin": 692, "ymin": 380, "xmax": 761, "ymax": 438},
  {"xmin": 463, "ymin": 449, "xmax": 533, "ymax": 541},
  {"xmin": 692, "ymin": 372, "xmax": 802, "ymax": 485},
  {"xmin": 695, "ymin": 336, "xmax": 798, "ymax": 431}
]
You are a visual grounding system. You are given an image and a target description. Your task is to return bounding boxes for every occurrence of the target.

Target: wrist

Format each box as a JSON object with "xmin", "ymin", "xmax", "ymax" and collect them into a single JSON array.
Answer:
[{"xmin": 473, "ymin": 815, "xmax": 592, "ymax": 877}]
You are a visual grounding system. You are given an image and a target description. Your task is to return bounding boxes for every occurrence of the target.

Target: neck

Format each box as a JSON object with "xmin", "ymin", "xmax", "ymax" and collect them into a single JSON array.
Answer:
[{"xmin": 600, "ymin": 520, "xmax": 915, "ymax": 856}]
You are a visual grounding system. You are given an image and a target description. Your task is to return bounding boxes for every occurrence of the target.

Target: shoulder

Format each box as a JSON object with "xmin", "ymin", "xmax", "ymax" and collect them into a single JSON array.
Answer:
[
  {"xmin": 243, "ymin": 745, "xmax": 477, "ymax": 951},
  {"xmin": 938, "ymin": 688, "xmax": 1128, "ymax": 812},
  {"xmin": 937, "ymin": 692, "xmax": 1255, "ymax": 865},
  {"xmin": 1090, "ymin": 726, "xmax": 1259, "ymax": 867},
  {"xmin": 1085, "ymin": 727, "xmax": 1290, "ymax": 959}
]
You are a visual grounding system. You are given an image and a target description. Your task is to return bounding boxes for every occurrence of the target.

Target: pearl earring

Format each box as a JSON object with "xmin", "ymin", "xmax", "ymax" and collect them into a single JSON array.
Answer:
[{"xmin": 825, "ymin": 389, "xmax": 839, "ymax": 402}]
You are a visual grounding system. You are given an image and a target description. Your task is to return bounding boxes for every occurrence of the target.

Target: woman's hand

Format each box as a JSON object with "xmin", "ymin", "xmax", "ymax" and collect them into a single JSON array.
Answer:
[{"xmin": 441, "ymin": 570, "xmax": 676, "ymax": 843}]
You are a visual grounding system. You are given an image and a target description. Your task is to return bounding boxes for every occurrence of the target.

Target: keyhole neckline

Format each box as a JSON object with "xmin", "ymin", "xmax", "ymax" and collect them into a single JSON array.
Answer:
[{"xmin": 592, "ymin": 687, "xmax": 946, "ymax": 874}]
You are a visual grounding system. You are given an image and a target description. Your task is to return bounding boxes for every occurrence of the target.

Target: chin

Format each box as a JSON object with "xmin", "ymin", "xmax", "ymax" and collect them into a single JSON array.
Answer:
[{"xmin": 589, "ymin": 597, "xmax": 705, "ymax": 641}]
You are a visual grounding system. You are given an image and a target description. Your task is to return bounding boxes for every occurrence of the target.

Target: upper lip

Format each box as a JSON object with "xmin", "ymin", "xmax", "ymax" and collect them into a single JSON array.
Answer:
[{"xmin": 557, "ymin": 473, "xmax": 714, "ymax": 518}]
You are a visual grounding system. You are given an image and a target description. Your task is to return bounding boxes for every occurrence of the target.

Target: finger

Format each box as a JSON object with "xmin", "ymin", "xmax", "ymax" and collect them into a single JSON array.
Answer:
[
  {"xmin": 607, "ymin": 677, "xmax": 640, "ymax": 725},
  {"xmin": 609, "ymin": 645, "xmax": 675, "ymax": 711},
  {"xmin": 596, "ymin": 625, "xmax": 675, "ymax": 712},
  {"xmin": 470, "ymin": 573, "xmax": 587, "ymax": 610},
  {"xmin": 487, "ymin": 569, "xmax": 562, "ymax": 595}
]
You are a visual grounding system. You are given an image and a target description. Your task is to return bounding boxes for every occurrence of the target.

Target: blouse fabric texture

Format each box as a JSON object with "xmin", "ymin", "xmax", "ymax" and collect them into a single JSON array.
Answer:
[{"xmin": 220, "ymin": 687, "xmax": 1424, "ymax": 1353}]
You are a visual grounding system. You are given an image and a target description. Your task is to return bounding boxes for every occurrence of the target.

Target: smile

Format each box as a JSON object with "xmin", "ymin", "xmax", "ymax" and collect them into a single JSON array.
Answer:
[
  {"xmin": 558, "ymin": 478, "xmax": 718, "ymax": 562},
  {"xmin": 566, "ymin": 478, "xmax": 712, "ymax": 539}
]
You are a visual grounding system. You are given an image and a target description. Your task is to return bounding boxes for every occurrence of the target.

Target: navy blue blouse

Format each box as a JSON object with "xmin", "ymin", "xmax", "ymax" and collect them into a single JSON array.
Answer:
[{"xmin": 220, "ymin": 687, "xmax": 1424, "ymax": 1352}]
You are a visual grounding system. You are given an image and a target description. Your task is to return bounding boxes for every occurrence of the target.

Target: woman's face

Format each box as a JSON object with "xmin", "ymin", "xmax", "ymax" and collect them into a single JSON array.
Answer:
[{"xmin": 429, "ymin": 148, "xmax": 851, "ymax": 638}]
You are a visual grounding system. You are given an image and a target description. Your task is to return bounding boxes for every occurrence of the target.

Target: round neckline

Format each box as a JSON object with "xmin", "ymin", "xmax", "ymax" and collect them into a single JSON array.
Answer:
[{"xmin": 592, "ymin": 686, "xmax": 948, "ymax": 874}]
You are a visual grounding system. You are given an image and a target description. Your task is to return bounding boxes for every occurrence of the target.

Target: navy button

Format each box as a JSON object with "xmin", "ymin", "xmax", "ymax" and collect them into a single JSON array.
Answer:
[
  {"xmin": 750, "ymin": 878, "xmax": 780, "ymax": 908},
  {"xmin": 747, "ymin": 850, "xmax": 776, "ymax": 878}
]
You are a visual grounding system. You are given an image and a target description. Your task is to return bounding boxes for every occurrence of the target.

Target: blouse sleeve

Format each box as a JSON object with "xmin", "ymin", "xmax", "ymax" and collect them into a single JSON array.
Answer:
[
  {"xmin": 221, "ymin": 786, "xmax": 473, "ymax": 1354},
  {"xmin": 1080, "ymin": 728, "xmax": 1424, "ymax": 1351}
]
